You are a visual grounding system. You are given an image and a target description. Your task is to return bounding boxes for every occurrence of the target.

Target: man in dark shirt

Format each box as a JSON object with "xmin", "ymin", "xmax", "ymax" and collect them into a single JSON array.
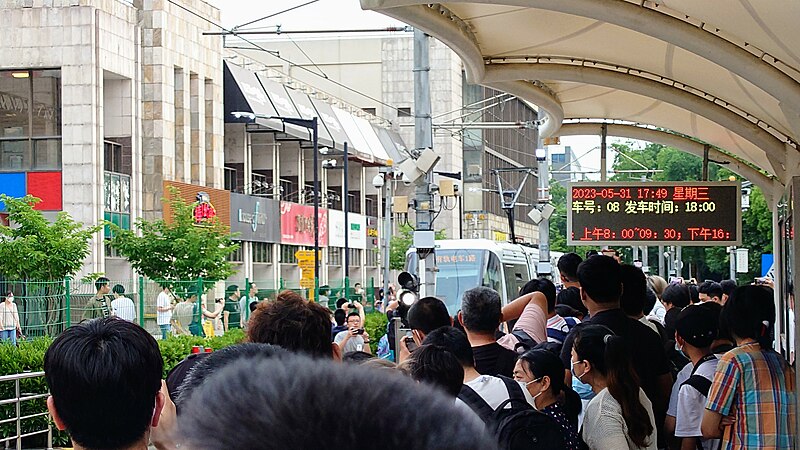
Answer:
[
  {"xmin": 223, "ymin": 285, "xmax": 242, "ymax": 331},
  {"xmin": 560, "ymin": 255, "xmax": 672, "ymax": 446},
  {"xmin": 458, "ymin": 287, "xmax": 517, "ymax": 377}
]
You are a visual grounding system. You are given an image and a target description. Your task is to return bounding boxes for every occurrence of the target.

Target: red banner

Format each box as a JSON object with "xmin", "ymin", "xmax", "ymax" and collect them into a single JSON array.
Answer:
[{"xmin": 280, "ymin": 202, "xmax": 328, "ymax": 246}]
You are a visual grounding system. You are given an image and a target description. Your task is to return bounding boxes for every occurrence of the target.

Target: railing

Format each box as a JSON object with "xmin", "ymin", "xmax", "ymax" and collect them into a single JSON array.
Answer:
[{"xmin": 0, "ymin": 371, "xmax": 52, "ymax": 450}]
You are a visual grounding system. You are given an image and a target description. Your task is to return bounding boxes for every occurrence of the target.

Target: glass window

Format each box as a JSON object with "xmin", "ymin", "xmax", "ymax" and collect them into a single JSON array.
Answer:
[
  {"xmin": 484, "ymin": 252, "xmax": 503, "ymax": 297},
  {"xmin": 366, "ymin": 248, "xmax": 379, "ymax": 267},
  {"xmin": 503, "ymin": 263, "xmax": 530, "ymax": 303},
  {"xmin": 0, "ymin": 70, "xmax": 61, "ymax": 171},
  {"xmin": 329, "ymin": 247, "xmax": 342, "ymax": 266},
  {"xmin": 254, "ymin": 242, "xmax": 273, "ymax": 263},
  {"xmin": 348, "ymin": 248, "xmax": 361, "ymax": 267},
  {"xmin": 281, "ymin": 245, "xmax": 302, "ymax": 264}
]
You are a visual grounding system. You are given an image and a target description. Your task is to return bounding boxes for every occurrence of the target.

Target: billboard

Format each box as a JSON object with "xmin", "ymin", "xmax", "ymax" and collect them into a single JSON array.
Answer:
[
  {"xmin": 230, "ymin": 193, "xmax": 280, "ymax": 243},
  {"xmin": 567, "ymin": 182, "xmax": 741, "ymax": 246},
  {"xmin": 280, "ymin": 202, "xmax": 328, "ymax": 246}
]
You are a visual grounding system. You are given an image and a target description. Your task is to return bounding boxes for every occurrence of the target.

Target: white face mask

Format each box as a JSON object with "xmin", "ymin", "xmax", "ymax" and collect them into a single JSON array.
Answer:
[
  {"xmin": 525, "ymin": 377, "xmax": 544, "ymax": 410},
  {"xmin": 571, "ymin": 360, "xmax": 587, "ymax": 380}
]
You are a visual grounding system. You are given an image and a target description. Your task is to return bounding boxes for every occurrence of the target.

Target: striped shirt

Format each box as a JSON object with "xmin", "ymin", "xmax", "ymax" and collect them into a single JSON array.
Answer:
[{"xmin": 705, "ymin": 342, "xmax": 795, "ymax": 449}]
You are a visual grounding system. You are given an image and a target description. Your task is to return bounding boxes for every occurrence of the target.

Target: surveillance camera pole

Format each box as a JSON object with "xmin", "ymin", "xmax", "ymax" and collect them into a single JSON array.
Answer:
[
  {"xmin": 536, "ymin": 127, "xmax": 551, "ymax": 279},
  {"xmin": 413, "ymin": 29, "xmax": 436, "ymax": 298}
]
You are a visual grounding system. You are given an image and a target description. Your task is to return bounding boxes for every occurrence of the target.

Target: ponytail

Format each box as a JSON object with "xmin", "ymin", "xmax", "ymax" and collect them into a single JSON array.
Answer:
[
  {"xmin": 603, "ymin": 335, "xmax": 653, "ymax": 448},
  {"xmin": 574, "ymin": 325, "xmax": 653, "ymax": 448}
]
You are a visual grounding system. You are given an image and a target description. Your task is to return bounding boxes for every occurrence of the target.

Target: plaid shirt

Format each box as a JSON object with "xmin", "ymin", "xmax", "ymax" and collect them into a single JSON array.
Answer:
[{"xmin": 706, "ymin": 342, "xmax": 795, "ymax": 449}]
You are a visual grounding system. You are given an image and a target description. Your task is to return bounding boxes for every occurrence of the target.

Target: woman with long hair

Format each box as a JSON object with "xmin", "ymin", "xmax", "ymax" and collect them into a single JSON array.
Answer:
[
  {"xmin": 572, "ymin": 324, "xmax": 656, "ymax": 449},
  {"xmin": 514, "ymin": 348, "xmax": 583, "ymax": 449}
]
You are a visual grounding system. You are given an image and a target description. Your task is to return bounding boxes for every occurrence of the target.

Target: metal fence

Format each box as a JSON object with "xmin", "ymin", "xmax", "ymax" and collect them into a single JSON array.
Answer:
[
  {"xmin": 0, "ymin": 276, "xmax": 381, "ymax": 341},
  {"xmin": 0, "ymin": 371, "xmax": 52, "ymax": 450}
]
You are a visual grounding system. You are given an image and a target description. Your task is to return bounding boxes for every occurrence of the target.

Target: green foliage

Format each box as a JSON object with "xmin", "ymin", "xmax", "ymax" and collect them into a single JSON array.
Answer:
[
  {"xmin": 0, "ymin": 195, "xmax": 103, "ymax": 280},
  {"xmin": 157, "ymin": 328, "xmax": 246, "ymax": 378},
  {"xmin": 389, "ymin": 224, "xmax": 446, "ymax": 271},
  {"xmin": 364, "ymin": 311, "xmax": 388, "ymax": 354},
  {"xmin": 109, "ymin": 187, "xmax": 239, "ymax": 289}
]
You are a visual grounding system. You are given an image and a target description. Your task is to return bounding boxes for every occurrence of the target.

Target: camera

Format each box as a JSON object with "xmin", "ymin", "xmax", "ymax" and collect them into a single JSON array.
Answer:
[{"xmin": 353, "ymin": 328, "xmax": 365, "ymax": 335}]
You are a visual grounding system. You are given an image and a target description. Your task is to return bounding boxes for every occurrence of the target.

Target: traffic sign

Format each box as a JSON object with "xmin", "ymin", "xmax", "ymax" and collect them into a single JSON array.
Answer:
[
  {"xmin": 295, "ymin": 250, "xmax": 321, "ymax": 260},
  {"xmin": 299, "ymin": 277, "xmax": 315, "ymax": 288}
]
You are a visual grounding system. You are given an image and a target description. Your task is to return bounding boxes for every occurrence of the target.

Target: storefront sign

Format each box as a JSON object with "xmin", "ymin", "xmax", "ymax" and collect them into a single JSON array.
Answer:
[
  {"xmin": 280, "ymin": 202, "xmax": 328, "ymax": 246},
  {"xmin": 366, "ymin": 216, "xmax": 379, "ymax": 249},
  {"xmin": 230, "ymin": 193, "xmax": 280, "ymax": 243}
]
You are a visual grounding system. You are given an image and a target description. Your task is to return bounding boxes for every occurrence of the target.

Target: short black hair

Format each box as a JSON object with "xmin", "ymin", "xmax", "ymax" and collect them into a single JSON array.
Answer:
[
  {"xmin": 699, "ymin": 281, "xmax": 723, "ymax": 300},
  {"xmin": 226, "ymin": 284, "xmax": 239, "ymax": 295},
  {"xmin": 620, "ymin": 264, "xmax": 647, "ymax": 316},
  {"xmin": 557, "ymin": 253, "xmax": 583, "ymax": 282},
  {"xmin": 557, "ymin": 286, "xmax": 587, "ymax": 317},
  {"xmin": 333, "ymin": 308, "xmax": 346, "ymax": 326},
  {"xmin": 111, "ymin": 284, "xmax": 125, "ymax": 295},
  {"xmin": 407, "ymin": 297, "xmax": 451, "ymax": 334},
  {"xmin": 336, "ymin": 297, "xmax": 348, "ymax": 309},
  {"xmin": 555, "ymin": 304, "xmax": 582, "ymax": 319},
  {"xmin": 247, "ymin": 291, "xmax": 333, "ymax": 359},
  {"xmin": 423, "ymin": 326, "xmax": 475, "ymax": 368},
  {"xmin": 405, "ymin": 344, "xmax": 464, "ymax": 397},
  {"xmin": 722, "ymin": 285, "xmax": 775, "ymax": 348},
  {"xmin": 460, "ymin": 287, "xmax": 501, "ymax": 333},
  {"xmin": 643, "ymin": 287, "xmax": 658, "ymax": 315},
  {"xmin": 175, "ymin": 343, "xmax": 287, "ymax": 410},
  {"xmin": 94, "ymin": 276, "xmax": 110, "ymax": 291},
  {"xmin": 347, "ymin": 311, "xmax": 361, "ymax": 320},
  {"xmin": 342, "ymin": 351, "xmax": 375, "ymax": 364},
  {"xmin": 720, "ymin": 279, "xmax": 737, "ymax": 297},
  {"xmin": 44, "ymin": 318, "xmax": 162, "ymax": 449},
  {"xmin": 688, "ymin": 284, "xmax": 700, "ymax": 304},
  {"xmin": 662, "ymin": 283, "xmax": 691, "ymax": 308},
  {"xmin": 577, "ymin": 255, "xmax": 621, "ymax": 304},
  {"xmin": 520, "ymin": 278, "xmax": 557, "ymax": 313},
  {"xmin": 177, "ymin": 354, "xmax": 495, "ymax": 450}
]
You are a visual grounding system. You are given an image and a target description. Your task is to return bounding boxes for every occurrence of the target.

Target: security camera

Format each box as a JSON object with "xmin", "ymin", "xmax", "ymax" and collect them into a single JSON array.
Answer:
[
  {"xmin": 429, "ymin": 183, "xmax": 439, "ymax": 194},
  {"xmin": 322, "ymin": 159, "xmax": 337, "ymax": 169},
  {"xmin": 402, "ymin": 173, "xmax": 412, "ymax": 186},
  {"xmin": 372, "ymin": 174, "xmax": 385, "ymax": 189},
  {"xmin": 319, "ymin": 147, "xmax": 330, "ymax": 155}
]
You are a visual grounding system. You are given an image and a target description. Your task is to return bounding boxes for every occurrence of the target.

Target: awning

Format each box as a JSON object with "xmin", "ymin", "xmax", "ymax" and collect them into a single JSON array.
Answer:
[
  {"xmin": 256, "ymin": 74, "xmax": 312, "ymax": 142},
  {"xmin": 352, "ymin": 115, "xmax": 390, "ymax": 163},
  {"xmin": 224, "ymin": 62, "xmax": 279, "ymax": 123},
  {"xmin": 284, "ymin": 87, "xmax": 335, "ymax": 149},
  {"xmin": 373, "ymin": 126, "xmax": 408, "ymax": 163},
  {"xmin": 310, "ymin": 98, "xmax": 350, "ymax": 153},
  {"xmin": 332, "ymin": 106, "xmax": 375, "ymax": 163}
]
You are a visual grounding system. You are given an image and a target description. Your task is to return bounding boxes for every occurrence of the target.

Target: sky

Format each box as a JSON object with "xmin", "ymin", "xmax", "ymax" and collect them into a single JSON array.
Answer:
[{"xmin": 207, "ymin": 0, "xmax": 639, "ymax": 179}]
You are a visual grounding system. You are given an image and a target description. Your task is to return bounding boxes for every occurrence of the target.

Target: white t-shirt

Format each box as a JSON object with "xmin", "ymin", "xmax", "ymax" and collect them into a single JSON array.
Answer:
[
  {"xmin": 455, "ymin": 375, "xmax": 536, "ymax": 414},
  {"xmin": 498, "ymin": 301, "xmax": 547, "ymax": 351},
  {"xmin": 0, "ymin": 301, "xmax": 19, "ymax": 330},
  {"xmin": 111, "ymin": 297, "xmax": 136, "ymax": 322},
  {"xmin": 675, "ymin": 356, "xmax": 720, "ymax": 450},
  {"xmin": 647, "ymin": 300, "xmax": 666, "ymax": 325},
  {"xmin": 334, "ymin": 330, "xmax": 366, "ymax": 353},
  {"xmin": 582, "ymin": 387, "xmax": 657, "ymax": 450},
  {"xmin": 638, "ymin": 315, "xmax": 661, "ymax": 336},
  {"xmin": 156, "ymin": 291, "xmax": 172, "ymax": 325},
  {"xmin": 668, "ymin": 362, "xmax": 692, "ymax": 417}
]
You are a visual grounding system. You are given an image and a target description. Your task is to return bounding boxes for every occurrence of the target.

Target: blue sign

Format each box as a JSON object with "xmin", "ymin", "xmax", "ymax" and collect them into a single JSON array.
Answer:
[
  {"xmin": 0, "ymin": 172, "xmax": 26, "ymax": 211},
  {"xmin": 761, "ymin": 253, "xmax": 774, "ymax": 277}
]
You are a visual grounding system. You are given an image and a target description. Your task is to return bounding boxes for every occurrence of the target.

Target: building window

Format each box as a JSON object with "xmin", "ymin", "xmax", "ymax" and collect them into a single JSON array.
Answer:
[
  {"xmin": 253, "ymin": 242, "xmax": 273, "ymax": 263},
  {"xmin": 329, "ymin": 247, "xmax": 342, "ymax": 266},
  {"xmin": 227, "ymin": 245, "xmax": 243, "ymax": 262},
  {"xmin": 0, "ymin": 69, "xmax": 62, "ymax": 171},
  {"xmin": 551, "ymin": 153, "xmax": 565, "ymax": 164},
  {"xmin": 281, "ymin": 244, "xmax": 302, "ymax": 264},
  {"xmin": 366, "ymin": 248, "xmax": 379, "ymax": 267},
  {"xmin": 397, "ymin": 107, "xmax": 411, "ymax": 118},
  {"xmin": 348, "ymin": 248, "xmax": 361, "ymax": 267},
  {"xmin": 361, "ymin": 107, "xmax": 376, "ymax": 115},
  {"xmin": 104, "ymin": 171, "xmax": 131, "ymax": 239}
]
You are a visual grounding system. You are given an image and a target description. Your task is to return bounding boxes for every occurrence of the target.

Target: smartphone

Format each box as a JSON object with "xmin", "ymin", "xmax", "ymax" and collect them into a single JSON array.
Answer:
[{"xmin": 404, "ymin": 336, "xmax": 418, "ymax": 352}]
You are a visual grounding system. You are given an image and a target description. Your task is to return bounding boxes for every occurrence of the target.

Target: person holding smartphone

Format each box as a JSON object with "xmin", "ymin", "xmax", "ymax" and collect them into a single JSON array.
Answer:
[{"xmin": 334, "ymin": 311, "xmax": 371, "ymax": 354}]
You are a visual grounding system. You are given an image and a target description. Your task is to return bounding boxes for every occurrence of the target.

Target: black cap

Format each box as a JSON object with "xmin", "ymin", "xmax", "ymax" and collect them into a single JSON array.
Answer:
[{"xmin": 675, "ymin": 305, "xmax": 717, "ymax": 348}]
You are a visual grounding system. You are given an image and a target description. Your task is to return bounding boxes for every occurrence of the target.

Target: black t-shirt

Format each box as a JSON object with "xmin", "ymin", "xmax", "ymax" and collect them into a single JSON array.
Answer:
[
  {"xmin": 473, "ymin": 342, "xmax": 518, "ymax": 378},
  {"xmin": 559, "ymin": 308, "xmax": 671, "ymax": 406}
]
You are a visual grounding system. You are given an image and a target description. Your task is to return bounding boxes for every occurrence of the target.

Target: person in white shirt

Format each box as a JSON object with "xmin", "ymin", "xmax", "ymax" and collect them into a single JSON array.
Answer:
[
  {"xmin": 110, "ymin": 284, "xmax": 137, "ymax": 323},
  {"xmin": 156, "ymin": 286, "xmax": 174, "ymax": 340},
  {"xmin": 421, "ymin": 326, "xmax": 537, "ymax": 419},
  {"xmin": 0, "ymin": 292, "xmax": 21, "ymax": 345},
  {"xmin": 572, "ymin": 324, "xmax": 657, "ymax": 450}
]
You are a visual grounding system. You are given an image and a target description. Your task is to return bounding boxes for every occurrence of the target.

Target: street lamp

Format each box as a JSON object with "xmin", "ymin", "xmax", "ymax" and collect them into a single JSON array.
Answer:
[
  {"xmin": 321, "ymin": 143, "xmax": 351, "ymax": 298},
  {"xmin": 231, "ymin": 111, "xmax": 320, "ymax": 302}
]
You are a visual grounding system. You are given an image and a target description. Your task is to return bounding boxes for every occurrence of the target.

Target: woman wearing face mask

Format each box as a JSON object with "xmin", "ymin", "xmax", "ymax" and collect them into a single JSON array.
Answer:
[
  {"xmin": 0, "ymin": 292, "xmax": 21, "ymax": 345},
  {"xmin": 514, "ymin": 349, "xmax": 583, "ymax": 450},
  {"xmin": 572, "ymin": 324, "xmax": 656, "ymax": 450}
]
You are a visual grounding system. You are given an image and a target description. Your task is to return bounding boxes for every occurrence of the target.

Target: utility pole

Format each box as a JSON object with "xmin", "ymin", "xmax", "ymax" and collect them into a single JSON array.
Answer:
[
  {"xmin": 381, "ymin": 169, "xmax": 393, "ymax": 298},
  {"xmin": 413, "ymin": 29, "xmax": 436, "ymax": 298},
  {"xmin": 536, "ymin": 131, "xmax": 551, "ymax": 278}
]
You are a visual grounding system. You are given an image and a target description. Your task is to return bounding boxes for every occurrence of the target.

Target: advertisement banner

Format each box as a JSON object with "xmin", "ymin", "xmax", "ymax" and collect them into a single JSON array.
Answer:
[
  {"xmin": 366, "ymin": 216, "xmax": 379, "ymax": 249},
  {"xmin": 162, "ymin": 181, "xmax": 230, "ymax": 227},
  {"xmin": 280, "ymin": 202, "xmax": 328, "ymax": 246},
  {"xmin": 328, "ymin": 210, "xmax": 367, "ymax": 249},
  {"xmin": 230, "ymin": 193, "xmax": 280, "ymax": 243}
]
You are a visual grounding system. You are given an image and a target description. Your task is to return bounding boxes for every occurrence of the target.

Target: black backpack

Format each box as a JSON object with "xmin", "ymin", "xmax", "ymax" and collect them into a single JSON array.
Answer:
[
  {"xmin": 511, "ymin": 329, "xmax": 538, "ymax": 354},
  {"xmin": 458, "ymin": 376, "xmax": 566, "ymax": 450}
]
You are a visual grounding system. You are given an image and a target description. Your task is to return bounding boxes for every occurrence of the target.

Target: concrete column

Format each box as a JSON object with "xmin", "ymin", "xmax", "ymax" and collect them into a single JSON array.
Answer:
[{"xmin": 173, "ymin": 68, "xmax": 190, "ymax": 183}]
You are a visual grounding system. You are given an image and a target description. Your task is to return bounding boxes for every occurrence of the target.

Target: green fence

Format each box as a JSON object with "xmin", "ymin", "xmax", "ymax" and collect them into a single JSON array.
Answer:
[{"xmin": 0, "ymin": 276, "xmax": 379, "ymax": 341}]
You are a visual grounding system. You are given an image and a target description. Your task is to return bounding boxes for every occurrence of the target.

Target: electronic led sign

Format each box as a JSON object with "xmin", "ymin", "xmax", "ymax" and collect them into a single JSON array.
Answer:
[{"xmin": 566, "ymin": 182, "xmax": 741, "ymax": 246}]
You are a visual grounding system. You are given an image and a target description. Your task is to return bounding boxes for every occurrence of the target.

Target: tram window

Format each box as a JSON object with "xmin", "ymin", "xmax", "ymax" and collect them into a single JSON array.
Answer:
[
  {"xmin": 484, "ymin": 253, "xmax": 503, "ymax": 295},
  {"xmin": 504, "ymin": 264, "xmax": 529, "ymax": 303}
]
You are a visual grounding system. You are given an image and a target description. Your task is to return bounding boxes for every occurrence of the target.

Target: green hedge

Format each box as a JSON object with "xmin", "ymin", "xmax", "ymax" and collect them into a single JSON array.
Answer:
[{"xmin": 364, "ymin": 311, "xmax": 388, "ymax": 354}]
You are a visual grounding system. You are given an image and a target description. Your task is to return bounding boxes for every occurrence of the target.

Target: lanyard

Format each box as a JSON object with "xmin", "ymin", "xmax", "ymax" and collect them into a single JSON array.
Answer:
[{"xmin": 691, "ymin": 353, "xmax": 717, "ymax": 377}]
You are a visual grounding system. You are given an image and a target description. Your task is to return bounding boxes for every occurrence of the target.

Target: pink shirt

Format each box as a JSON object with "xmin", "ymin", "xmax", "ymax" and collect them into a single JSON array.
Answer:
[{"xmin": 497, "ymin": 301, "xmax": 547, "ymax": 351}]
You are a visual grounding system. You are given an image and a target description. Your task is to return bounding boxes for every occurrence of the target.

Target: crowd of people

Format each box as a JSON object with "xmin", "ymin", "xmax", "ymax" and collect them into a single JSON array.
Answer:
[{"xmin": 38, "ymin": 252, "xmax": 795, "ymax": 450}]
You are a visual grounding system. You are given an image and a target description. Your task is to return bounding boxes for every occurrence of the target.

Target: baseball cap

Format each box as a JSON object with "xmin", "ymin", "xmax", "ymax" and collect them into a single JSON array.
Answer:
[{"xmin": 675, "ymin": 305, "xmax": 717, "ymax": 348}]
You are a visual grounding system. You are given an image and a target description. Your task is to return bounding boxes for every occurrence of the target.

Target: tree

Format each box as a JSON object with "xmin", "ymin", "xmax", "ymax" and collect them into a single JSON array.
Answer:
[
  {"xmin": 0, "ymin": 195, "xmax": 102, "ymax": 280},
  {"xmin": 109, "ymin": 187, "xmax": 239, "ymax": 288},
  {"xmin": 389, "ymin": 224, "xmax": 446, "ymax": 270}
]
